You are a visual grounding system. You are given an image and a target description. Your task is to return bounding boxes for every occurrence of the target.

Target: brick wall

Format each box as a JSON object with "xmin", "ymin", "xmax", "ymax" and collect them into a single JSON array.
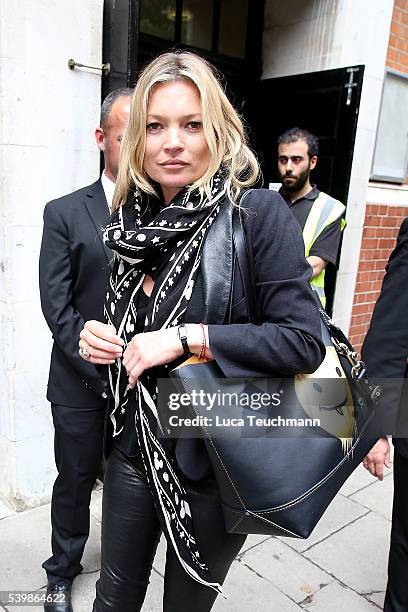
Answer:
[
  {"xmin": 348, "ymin": 205, "xmax": 407, "ymax": 352},
  {"xmin": 386, "ymin": 0, "xmax": 408, "ymax": 74}
]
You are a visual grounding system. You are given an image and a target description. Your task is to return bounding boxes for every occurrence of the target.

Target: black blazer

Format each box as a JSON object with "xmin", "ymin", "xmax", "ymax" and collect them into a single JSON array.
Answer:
[
  {"xmin": 39, "ymin": 179, "xmax": 111, "ymax": 408},
  {"xmin": 362, "ymin": 217, "xmax": 408, "ymax": 459}
]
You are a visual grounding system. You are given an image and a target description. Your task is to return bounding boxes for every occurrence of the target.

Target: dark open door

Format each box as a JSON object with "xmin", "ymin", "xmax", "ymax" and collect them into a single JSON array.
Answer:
[{"xmin": 249, "ymin": 66, "xmax": 365, "ymax": 313}]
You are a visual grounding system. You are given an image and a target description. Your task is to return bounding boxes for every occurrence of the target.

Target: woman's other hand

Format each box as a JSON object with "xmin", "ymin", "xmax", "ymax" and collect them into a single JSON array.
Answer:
[
  {"xmin": 123, "ymin": 324, "xmax": 213, "ymax": 388},
  {"xmin": 362, "ymin": 437, "xmax": 392, "ymax": 481},
  {"xmin": 79, "ymin": 320, "xmax": 124, "ymax": 364}
]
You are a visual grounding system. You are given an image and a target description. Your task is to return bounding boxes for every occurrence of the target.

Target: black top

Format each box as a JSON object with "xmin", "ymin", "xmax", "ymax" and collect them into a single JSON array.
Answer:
[
  {"xmin": 279, "ymin": 186, "xmax": 342, "ymax": 265},
  {"xmin": 114, "ymin": 289, "xmax": 149, "ymax": 457}
]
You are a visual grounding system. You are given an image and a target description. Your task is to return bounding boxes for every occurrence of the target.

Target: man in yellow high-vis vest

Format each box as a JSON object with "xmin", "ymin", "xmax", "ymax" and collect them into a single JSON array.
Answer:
[{"xmin": 277, "ymin": 127, "xmax": 346, "ymax": 308}]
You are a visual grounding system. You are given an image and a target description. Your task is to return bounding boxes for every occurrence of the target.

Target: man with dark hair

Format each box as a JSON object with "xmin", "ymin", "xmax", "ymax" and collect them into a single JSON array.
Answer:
[
  {"xmin": 39, "ymin": 87, "xmax": 132, "ymax": 611},
  {"xmin": 277, "ymin": 127, "xmax": 345, "ymax": 307}
]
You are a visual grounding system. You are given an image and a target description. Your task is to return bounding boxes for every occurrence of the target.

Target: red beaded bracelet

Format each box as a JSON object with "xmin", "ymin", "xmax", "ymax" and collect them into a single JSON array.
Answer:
[{"xmin": 198, "ymin": 322, "xmax": 207, "ymax": 360}]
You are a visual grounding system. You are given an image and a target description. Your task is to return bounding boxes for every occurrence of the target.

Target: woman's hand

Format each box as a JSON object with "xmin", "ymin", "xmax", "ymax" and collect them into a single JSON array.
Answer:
[
  {"xmin": 123, "ymin": 328, "xmax": 183, "ymax": 388},
  {"xmin": 123, "ymin": 323, "xmax": 214, "ymax": 388},
  {"xmin": 79, "ymin": 320, "xmax": 124, "ymax": 364},
  {"xmin": 362, "ymin": 437, "xmax": 392, "ymax": 481}
]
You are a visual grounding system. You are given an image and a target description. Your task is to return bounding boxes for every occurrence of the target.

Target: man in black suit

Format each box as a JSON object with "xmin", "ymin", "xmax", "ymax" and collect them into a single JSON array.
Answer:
[
  {"xmin": 361, "ymin": 217, "xmax": 408, "ymax": 612},
  {"xmin": 39, "ymin": 88, "xmax": 132, "ymax": 611}
]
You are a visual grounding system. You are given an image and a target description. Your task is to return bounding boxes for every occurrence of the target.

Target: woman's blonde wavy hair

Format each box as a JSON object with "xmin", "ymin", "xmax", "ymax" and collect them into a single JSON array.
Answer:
[{"xmin": 113, "ymin": 51, "xmax": 260, "ymax": 210}]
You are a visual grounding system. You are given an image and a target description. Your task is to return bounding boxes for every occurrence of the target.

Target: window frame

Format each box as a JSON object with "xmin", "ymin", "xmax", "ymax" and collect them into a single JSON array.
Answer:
[{"xmin": 371, "ymin": 68, "xmax": 408, "ymax": 184}]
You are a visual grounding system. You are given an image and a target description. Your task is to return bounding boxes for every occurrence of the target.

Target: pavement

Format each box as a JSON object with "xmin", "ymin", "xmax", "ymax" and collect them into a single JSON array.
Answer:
[{"xmin": 0, "ymin": 462, "xmax": 394, "ymax": 612}]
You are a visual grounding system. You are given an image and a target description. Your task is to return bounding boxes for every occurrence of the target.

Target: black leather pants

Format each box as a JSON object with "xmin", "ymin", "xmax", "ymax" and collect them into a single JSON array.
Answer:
[
  {"xmin": 93, "ymin": 446, "xmax": 246, "ymax": 611},
  {"xmin": 384, "ymin": 451, "xmax": 408, "ymax": 612}
]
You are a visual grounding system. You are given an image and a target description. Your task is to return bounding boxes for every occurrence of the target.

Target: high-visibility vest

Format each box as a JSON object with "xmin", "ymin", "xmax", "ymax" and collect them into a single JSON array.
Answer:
[{"xmin": 302, "ymin": 192, "xmax": 346, "ymax": 308}]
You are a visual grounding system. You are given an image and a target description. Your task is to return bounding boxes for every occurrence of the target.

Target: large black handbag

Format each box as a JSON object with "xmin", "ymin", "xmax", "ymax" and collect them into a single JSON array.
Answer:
[{"xmin": 170, "ymin": 207, "xmax": 382, "ymax": 539}]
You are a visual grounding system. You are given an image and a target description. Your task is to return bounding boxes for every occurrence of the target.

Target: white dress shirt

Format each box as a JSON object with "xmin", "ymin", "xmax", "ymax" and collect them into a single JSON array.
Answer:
[{"xmin": 101, "ymin": 171, "xmax": 115, "ymax": 213}]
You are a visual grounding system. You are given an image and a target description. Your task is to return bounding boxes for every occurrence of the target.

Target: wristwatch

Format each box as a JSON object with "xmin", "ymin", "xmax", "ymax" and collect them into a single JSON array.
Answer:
[{"xmin": 177, "ymin": 323, "xmax": 190, "ymax": 355}]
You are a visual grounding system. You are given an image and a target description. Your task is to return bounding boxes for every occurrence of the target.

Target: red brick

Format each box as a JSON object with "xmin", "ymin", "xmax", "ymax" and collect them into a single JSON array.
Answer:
[
  {"xmin": 379, "ymin": 249, "xmax": 392, "ymax": 260},
  {"xmin": 360, "ymin": 249, "xmax": 377, "ymax": 261},
  {"xmin": 381, "ymin": 216, "xmax": 400, "ymax": 227},
  {"xmin": 361, "ymin": 238, "xmax": 379, "ymax": 249},
  {"xmin": 374, "ymin": 260, "xmax": 387, "ymax": 271},
  {"xmin": 396, "ymin": 36, "xmax": 408, "ymax": 52},
  {"xmin": 355, "ymin": 281, "xmax": 373, "ymax": 293},
  {"xmin": 362, "ymin": 227, "xmax": 378, "ymax": 238},
  {"xmin": 378, "ymin": 227, "xmax": 396, "ymax": 238},
  {"xmin": 391, "ymin": 21, "xmax": 404, "ymax": 37},
  {"xmin": 395, "ymin": 0, "xmax": 408, "ymax": 10},
  {"xmin": 352, "ymin": 303, "xmax": 371, "ymax": 316},
  {"xmin": 359, "ymin": 260, "xmax": 373, "ymax": 272},
  {"xmin": 389, "ymin": 33, "xmax": 399, "ymax": 48},
  {"xmin": 392, "ymin": 7, "xmax": 403, "ymax": 22},
  {"xmin": 387, "ymin": 60, "xmax": 401, "ymax": 70},
  {"xmin": 388, "ymin": 47, "xmax": 399, "ymax": 63},
  {"xmin": 378, "ymin": 205, "xmax": 388, "ymax": 216},
  {"xmin": 351, "ymin": 324, "xmax": 370, "ymax": 336},
  {"xmin": 356, "ymin": 271, "xmax": 371, "ymax": 283},
  {"xmin": 370, "ymin": 270, "xmax": 385, "ymax": 282},
  {"xmin": 378, "ymin": 238, "xmax": 396, "ymax": 249}
]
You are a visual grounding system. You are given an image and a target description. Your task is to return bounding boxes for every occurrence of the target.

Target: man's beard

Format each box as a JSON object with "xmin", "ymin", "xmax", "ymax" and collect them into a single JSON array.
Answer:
[{"xmin": 281, "ymin": 167, "xmax": 310, "ymax": 193}]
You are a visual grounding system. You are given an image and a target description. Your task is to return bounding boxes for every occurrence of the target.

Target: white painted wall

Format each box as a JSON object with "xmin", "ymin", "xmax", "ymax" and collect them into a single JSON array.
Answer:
[
  {"xmin": 262, "ymin": 0, "xmax": 394, "ymax": 331},
  {"xmin": 0, "ymin": 0, "xmax": 104, "ymax": 509}
]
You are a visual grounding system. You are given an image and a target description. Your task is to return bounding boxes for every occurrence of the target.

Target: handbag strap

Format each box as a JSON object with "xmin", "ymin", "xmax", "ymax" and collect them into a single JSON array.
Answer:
[{"xmin": 232, "ymin": 191, "xmax": 259, "ymax": 325}]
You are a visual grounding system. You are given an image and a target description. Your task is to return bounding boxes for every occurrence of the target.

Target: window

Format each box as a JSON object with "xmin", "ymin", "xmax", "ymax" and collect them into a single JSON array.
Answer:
[
  {"xmin": 219, "ymin": 0, "xmax": 248, "ymax": 59},
  {"xmin": 181, "ymin": 0, "xmax": 213, "ymax": 51},
  {"xmin": 138, "ymin": 0, "xmax": 249, "ymax": 58},
  {"xmin": 140, "ymin": 0, "xmax": 177, "ymax": 40},
  {"xmin": 371, "ymin": 70, "xmax": 408, "ymax": 183}
]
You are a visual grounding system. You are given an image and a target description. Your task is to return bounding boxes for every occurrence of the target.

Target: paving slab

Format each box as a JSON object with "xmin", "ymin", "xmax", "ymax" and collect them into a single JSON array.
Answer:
[
  {"xmin": 90, "ymin": 489, "xmax": 103, "ymax": 523},
  {"xmin": 239, "ymin": 537, "xmax": 333, "ymax": 604},
  {"xmin": 300, "ymin": 581, "xmax": 379, "ymax": 611},
  {"xmin": 350, "ymin": 473, "xmax": 393, "ymax": 521},
  {"xmin": 0, "ymin": 499, "xmax": 15, "ymax": 520},
  {"xmin": 240, "ymin": 534, "xmax": 272, "ymax": 554},
  {"xmin": 304, "ymin": 512, "xmax": 390, "ymax": 594},
  {"xmin": 80, "ymin": 519, "xmax": 101, "ymax": 574},
  {"xmin": 142, "ymin": 569, "xmax": 164, "ymax": 611},
  {"xmin": 339, "ymin": 464, "xmax": 380, "ymax": 497},
  {"xmin": 0, "ymin": 504, "xmax": 51, "ymax": 591},
  {"xmin": 71, "ymin": 569, "xmax": 99, "ymax": 612},
  {"xmin": 152, "ymin": 535, "xmax": 167, "ymax": 577},
  {"xmin": 280, "ymin": 494, "xmax": 368, "ymax": 553},
  {"xmin": 367, "ymin": 591, "xmax": 385, "ymax": 608},
  {"xmin": 214, "ymin": 558, "xmax": 301, "ymax": 611}
]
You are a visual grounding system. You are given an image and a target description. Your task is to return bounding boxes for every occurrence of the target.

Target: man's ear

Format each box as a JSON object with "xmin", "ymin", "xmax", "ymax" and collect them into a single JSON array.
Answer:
[
  {"xmin": 95, "ymin": 127, "xmax": 105, "ymax": 152},
  {"xmin": 309, "ymin": 155, "xmax": 317, "ymax": 171}
]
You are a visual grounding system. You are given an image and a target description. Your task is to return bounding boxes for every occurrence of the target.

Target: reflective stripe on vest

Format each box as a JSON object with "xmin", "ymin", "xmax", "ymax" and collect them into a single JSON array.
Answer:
[{"xmin": 302, "ymin": 192, "xmax": 346, "ymax": 308}]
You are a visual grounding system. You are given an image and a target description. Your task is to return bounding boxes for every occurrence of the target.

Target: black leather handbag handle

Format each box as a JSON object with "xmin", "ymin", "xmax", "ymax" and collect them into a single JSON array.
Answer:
[{"xmin": 232, "ymin": 195, "xmax": 259, "ymax": 325}]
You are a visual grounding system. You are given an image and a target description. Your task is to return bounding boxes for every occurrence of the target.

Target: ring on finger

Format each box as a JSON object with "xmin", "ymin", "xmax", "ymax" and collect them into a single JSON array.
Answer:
[{"xmin": 79, "ymin": 345, "xmax": 91, "ymax": 359}]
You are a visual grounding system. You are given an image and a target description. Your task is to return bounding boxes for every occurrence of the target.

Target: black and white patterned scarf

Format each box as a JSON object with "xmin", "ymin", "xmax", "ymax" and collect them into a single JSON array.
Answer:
[{"xmin": 103, "ymin": 173, "xmax": 227, "ymax": 593}]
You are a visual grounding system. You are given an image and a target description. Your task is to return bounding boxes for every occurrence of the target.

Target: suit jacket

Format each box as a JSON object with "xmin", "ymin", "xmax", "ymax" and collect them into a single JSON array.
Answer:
[
  {"xmin": 362, "ymin": 217, "xmax": 408, "ymax": 459},
  {"xmin": 39, "ymin": 179, "xmax": 111, "ymax": 408}
]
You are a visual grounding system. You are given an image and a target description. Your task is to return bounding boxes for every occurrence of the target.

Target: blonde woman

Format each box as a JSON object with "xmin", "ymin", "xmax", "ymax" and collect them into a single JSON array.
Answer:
[{"xmin": 79, "ymin": 51, "xmax": 324, "ymax": 611}]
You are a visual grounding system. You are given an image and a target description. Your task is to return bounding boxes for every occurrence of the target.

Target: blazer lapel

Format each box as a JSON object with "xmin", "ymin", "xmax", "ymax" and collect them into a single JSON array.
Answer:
[{"xmin": 83, "ymin": 179, "xmax": 112, "ymax": 267}]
